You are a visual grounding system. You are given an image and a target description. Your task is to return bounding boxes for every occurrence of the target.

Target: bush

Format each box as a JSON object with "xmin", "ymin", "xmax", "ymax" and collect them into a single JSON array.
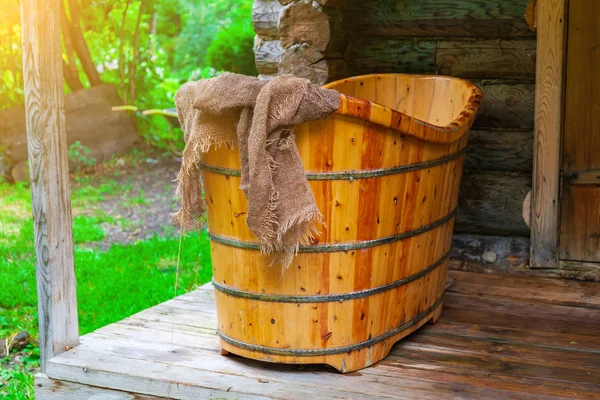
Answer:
[{"xmin": 205, "ymin": 3, "xmax": 257, "ymax": 76}]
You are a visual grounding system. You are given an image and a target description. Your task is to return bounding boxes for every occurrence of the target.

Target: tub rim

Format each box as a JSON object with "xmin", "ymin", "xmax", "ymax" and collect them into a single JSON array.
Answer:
[{"xmin": 324, "ymin": 74, "xmax": 482, "ymax": 144}]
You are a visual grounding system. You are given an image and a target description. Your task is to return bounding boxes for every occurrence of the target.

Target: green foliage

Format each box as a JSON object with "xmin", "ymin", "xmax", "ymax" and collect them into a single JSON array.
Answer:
[
  {"xmin": 205, "ymin": 2, "xmax": 258, "ymax": 76},
  {"xmin": 177, "ymin": 0, "xmax": 257, "ymax": 77},
  {"xmin": 68, "ymin": 141, "xmax": 97, "ymax": 170},
  {"xmin": 0, "ymin": 0, "xmax": 23, "ymax": 110},
  {"xmin": 79, "ymin": 0, "xmax": 256, "ymax": 150},
  {"xmin": 1, "ymin": 0, "xmax": 256, "ymax": 151}
]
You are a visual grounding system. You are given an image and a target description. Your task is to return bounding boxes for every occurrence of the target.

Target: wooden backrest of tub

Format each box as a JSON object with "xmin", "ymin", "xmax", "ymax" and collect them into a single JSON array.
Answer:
[{"xmin": 326, "ymin": 74, "xmax": 482, "ymax": 144}]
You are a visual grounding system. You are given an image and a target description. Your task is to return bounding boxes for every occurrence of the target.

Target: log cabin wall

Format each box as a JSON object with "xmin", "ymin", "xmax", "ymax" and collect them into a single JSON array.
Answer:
[{"xmin": 253, "ymin": 0, "xmax": 534, "ymax": 238}]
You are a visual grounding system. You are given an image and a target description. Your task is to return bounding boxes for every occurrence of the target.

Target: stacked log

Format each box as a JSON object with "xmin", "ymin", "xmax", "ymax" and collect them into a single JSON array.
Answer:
[{"xmin": 252, "ymin": 0, "xmax": 348, "ymax": 84}]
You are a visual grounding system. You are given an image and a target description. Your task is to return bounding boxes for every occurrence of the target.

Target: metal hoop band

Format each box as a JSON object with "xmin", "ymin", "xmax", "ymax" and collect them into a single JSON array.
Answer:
[
  {"xmin": 217, "ymin": 295, "xmax": 443, "ymax": 356},
  {"xmin": 212, "ymin": 250, "xmax": 449, "ymax": 303},
  {"xmin": 208, "ymin": 208, "xmax": 456, "ymax": 253},
  {"xmin": 200, "ymin": 147, "xmax": 466, "ymax": 181}
]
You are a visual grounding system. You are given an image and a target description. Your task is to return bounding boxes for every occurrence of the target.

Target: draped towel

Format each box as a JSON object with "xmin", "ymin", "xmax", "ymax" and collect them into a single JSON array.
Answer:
[{"xmin": 173, "ymin": 73, "xmax": 340, "ymax": 267}]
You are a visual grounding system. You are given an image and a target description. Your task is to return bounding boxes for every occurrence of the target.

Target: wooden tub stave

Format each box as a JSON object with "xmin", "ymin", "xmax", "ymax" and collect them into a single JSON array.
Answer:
[{"xmin": 201, "ymin": 74, "xmax": 482, "ymax": 372}]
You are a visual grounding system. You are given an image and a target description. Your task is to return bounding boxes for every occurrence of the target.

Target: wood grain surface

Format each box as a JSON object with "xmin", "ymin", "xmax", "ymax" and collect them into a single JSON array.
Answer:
[
  {"xmin": 39, "ymin": 271, "xmax": 600, "ymax": 399},
  {"xmin": 456, "ymin": 171, "xmax": 531, "ymax": 235},
  {"xmin": 559, "ymin": 0, "xmax": 600, "ymax": 263},
  {"xmin": 530, "ymin": 0, "xmax": 566, "ymax": 268},
  {"xmin": 343, "ymin": 0, "xmax": 534, "ymax": 39},
  {"xmin": 436, "ymin": 40, "xmax": 536, "ymax": 80},
  {"xmin": 201, "ymin": 74, "xmax": 479, "ymax": 372},
  {"xmin": 464, "ymin": 130, "xmax": 533, "ymax": 172},
  {"xmin": 20, "ymin": 0, "xmax": 79, "ymax": 372},
  {"xmin": 473, "ymin": 82, "xmax": 535, "ymax": 130},
  {"xmin": 252, "ymin": 0, "xmax": 282, "ymax": 39}
]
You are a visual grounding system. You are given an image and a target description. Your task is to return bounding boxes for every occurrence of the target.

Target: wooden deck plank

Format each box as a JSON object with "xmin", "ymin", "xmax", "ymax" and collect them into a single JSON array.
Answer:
[
  {"xmin": 47, "ymin": 351, "xmax": 277, "ymax": 400},
  {"xmin": 389, "ymin": 337, "xmax": 600, "ymax": 391},
  {"xmin": 94, "ymin": 310, "xmax": 600, "ymax": 396},
  {"xmin": 35, "ymin": 373, "xmax": 163, "ymax": 399},
  {"xmin": 103, "ymin": 316, "xmax": 600, "ymax": 359},
  {"xmin": 74, "ymin": 332, "xmax": 516, "ymax": 398},
  {"xmin": 104, "ymin": 301, "xmax": 600, "ymax": 370},
  {"xmin": 386, "ymin": 352, "xmax": 599, "ymax": 395},
  {"xmin": 442, "ymin": 292, "xmax": 600, "ymax": 336},
  {"xmin": 48, "ymin": 334, "xmax": 565, "ymax": 400},
  {"xmin": 448, "ymin": 270, "xmax": 600, "ymax": 308},
  {"xmin": 423, "ymin": 321, "xmax": 600, "ymax": 353},
  {"xmin": 40, "ymin": 273, "xmax": 600, "ymax": 400},
  {"xmin": 47, "ymin": 347, "xmax": 491, "ymax": 400},
  {"xmin": 370, "ymin": 363, "xmax": 598, "ymax": 400},
  {"xmin": 90, "ymin": 321, "xmax": 599, "ymax": 399},
  {"xmin": 399, "ymin": 332, "xmax": 600, "ymax": 373},
  {"xmin": 146, "ymin": 281, "xmax": 600, "ymax": 337}
]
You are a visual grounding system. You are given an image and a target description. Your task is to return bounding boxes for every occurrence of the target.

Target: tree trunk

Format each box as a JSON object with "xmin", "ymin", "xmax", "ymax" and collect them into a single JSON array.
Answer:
[
  {"xmin": 60, "ymin": 0, "xmax": 84, "ymax": 91},
  {"xmin": 66, "ymin": 0, "xmax": 102, "ymax": 86},
  {"xmin": 62, "ymin": 60, "xmax": 84, "ymax": 91},
  {"xmin": 149, "ymin": 10, "xmax": 157, "ymax": 57},
  {"xmin": 118, "ymin": 0, "xmax": 132, "ymax": 104},
  {"xmin": 130, "ymin": 0, "xmax": 144, "ymax": 105}
]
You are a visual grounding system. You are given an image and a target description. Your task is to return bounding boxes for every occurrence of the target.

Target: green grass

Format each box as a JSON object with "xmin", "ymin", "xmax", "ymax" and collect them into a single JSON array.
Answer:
[
  {"xmin": 0, "ymin": 364, "xmax": 34, "ymax": 400},
  {"xmin": 0, "ymin": 171, "xmax": 212, "ymax": 398},
  {"xmin": 125, "ymin": 193, "xmax": 149, "ymax": 207}
]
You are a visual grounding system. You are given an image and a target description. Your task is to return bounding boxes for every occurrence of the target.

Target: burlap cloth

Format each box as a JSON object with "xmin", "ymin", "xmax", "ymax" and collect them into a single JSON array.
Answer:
[{"xmin": 173, "ymin": 73, "xmax": 340, "ymax": 267}]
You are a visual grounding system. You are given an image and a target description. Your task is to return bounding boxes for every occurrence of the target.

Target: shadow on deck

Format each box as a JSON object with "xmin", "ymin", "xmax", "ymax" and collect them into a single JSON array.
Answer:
[{"xmin": 36, "ymin": 271, "xmax": 600, "ymax": 399}]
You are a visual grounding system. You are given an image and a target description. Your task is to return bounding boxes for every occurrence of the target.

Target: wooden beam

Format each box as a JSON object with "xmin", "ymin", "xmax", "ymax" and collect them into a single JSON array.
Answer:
[
  {"xmin": 530, "ymin": 0, "xmax": 566, "ymax": 268},
  {"xmin": 20, "ymin": 0, "xmax": 79, "ymax": 371},
  {"xmin": 464, "ymin": 130, "xmax": 533, "ymax": 173},
  {"xmin": 472, "ymin": 82, "xmax": 535, "ymax": 130},
  {"xmin": 253, "ymin": 0, "xmax": 348, "ymax": 83},
  {"xmin": 345, "ymin": 38, "xmax": 437, "ymax": 75},
  {"xmin": 456, "ymin": 171, "xmax": 531, "ymax": 235},
  {"xmin": 558, "ymin": 260, "xmax": 600, "ymax": 282},
  {"xmin": 436, "ymin": 40, "xmax": 537, "ymax": 80},
  {"xmin": 343, "ymin": 0, "xmax": 535, "ymax": 39},
  {"xmin": 279, "ymin": 1, "xmax": 331, "ymax": 52}
]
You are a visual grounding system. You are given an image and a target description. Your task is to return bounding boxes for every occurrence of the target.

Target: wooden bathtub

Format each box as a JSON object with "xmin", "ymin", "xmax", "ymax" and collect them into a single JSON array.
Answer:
[{"xmin": 201, "ymin": 74, "xmax": 482, "ymax": 373}]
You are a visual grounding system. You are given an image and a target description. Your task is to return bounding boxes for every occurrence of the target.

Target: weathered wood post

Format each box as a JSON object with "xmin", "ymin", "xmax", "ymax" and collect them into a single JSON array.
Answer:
[
  {"xmin": 531, "ymin": 0, "xmax": 566, "ymax": 268},
  {"xmin": 20, "ymin": 0, "xmax": 79, "ymax": 372}
]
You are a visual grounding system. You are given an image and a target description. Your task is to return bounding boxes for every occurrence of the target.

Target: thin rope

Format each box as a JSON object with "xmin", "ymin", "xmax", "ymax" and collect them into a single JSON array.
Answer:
[{"xmin": 167, "ymin": 230, "xmax": 184, "ymax": 397}]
